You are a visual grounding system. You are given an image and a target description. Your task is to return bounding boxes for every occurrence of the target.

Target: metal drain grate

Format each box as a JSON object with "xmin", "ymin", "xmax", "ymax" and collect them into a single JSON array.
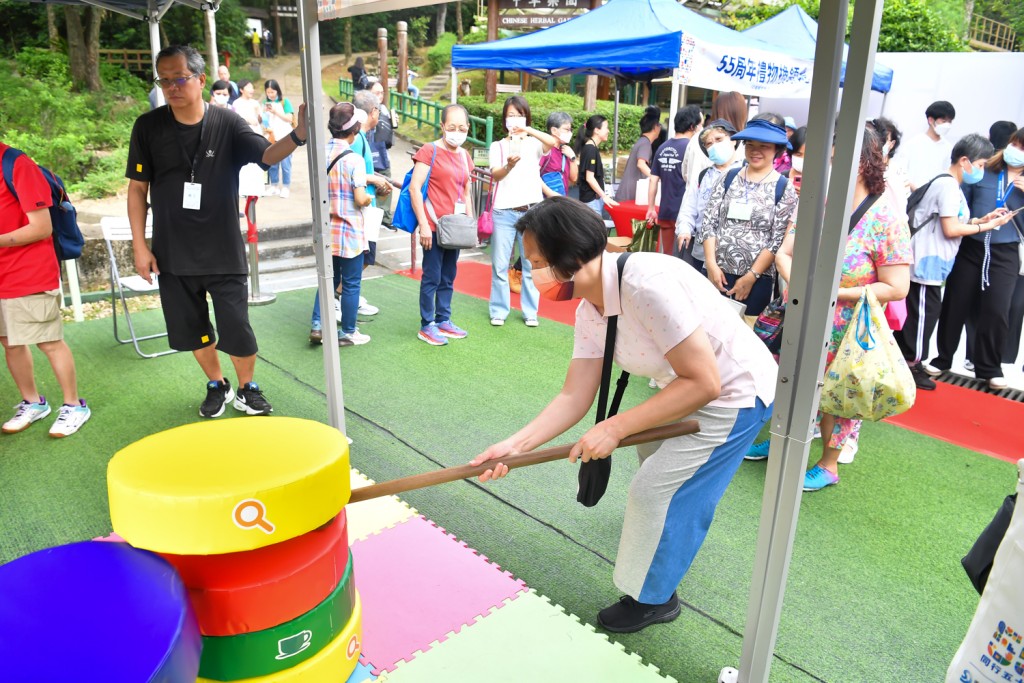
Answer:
[{"xmin": 938, "ymin": 371, "xmax": 1024, "ymax": 403}]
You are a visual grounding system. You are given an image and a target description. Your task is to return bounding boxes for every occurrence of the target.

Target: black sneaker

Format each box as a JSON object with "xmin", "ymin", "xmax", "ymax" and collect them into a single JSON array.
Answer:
[
  {"xmin": 910, "ymin": 363, "xmax": 936, "ymax": 391},
  {"xmin": 200, "ymin": 379, "xmax": 234, "ymax": 418},
  {"xmin": 597, "ymin": 593, "xmax": 680, "ymax": 633},
  {"xmin": 234, "ymin": 382, "xmax": 273, "ymax": 415}
]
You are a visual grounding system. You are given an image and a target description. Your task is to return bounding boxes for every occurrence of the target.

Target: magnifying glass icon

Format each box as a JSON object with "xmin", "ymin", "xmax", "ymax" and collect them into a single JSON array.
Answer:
[{"xmin": 233, "ymin": 499, "xmax": 275, "ymax": 534}]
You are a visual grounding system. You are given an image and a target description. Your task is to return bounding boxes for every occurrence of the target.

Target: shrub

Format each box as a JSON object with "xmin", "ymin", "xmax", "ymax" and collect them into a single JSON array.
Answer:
[
  {"xmin": 459, "ymin": 92, "xmax": 647, "ymax": 151},
  {"xmin": 426, "ymin": 32, "xmax": 458, "ymax": 76}
]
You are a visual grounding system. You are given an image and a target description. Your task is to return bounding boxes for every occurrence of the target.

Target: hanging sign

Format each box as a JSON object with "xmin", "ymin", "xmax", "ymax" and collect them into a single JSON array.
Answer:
[{"xmin": 679, "ymin": 34, "xmax": 815, "ymax": 98}]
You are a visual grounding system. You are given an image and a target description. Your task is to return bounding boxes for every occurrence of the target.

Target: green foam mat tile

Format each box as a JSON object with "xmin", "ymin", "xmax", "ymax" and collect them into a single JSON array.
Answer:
[{"xmin": 382, "ymin": 590, "xmax": 675, "ymax": 683}]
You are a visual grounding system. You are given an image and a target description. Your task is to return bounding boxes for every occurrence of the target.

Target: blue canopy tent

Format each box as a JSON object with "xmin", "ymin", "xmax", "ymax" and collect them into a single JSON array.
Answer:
[{"xmin": 742, "ymin": 5, "xmax": 893, "ymax": 94}]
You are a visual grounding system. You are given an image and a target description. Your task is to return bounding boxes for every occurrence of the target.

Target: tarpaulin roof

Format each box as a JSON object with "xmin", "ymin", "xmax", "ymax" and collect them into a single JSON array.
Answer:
[
  {"xmin": 742, "ymin": 5, "xmax": 893, "ymax": 93},
  {"xmin": 452, "ymin": 0, "xmax": 806, "ymax": 79}
]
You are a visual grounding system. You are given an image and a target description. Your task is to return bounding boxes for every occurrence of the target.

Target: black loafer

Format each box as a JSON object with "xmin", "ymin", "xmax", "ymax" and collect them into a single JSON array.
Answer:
[{"xmin": 597, "ymin": 593, "xmax": 680, "ymax": 633}]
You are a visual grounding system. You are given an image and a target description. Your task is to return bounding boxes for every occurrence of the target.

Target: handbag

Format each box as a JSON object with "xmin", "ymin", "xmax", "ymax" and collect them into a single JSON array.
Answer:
[
  {"xmin": 541, "ymin": 154, "xmax": 567, "ymax": 196},
  {"xmin": 753, "ymin": 293, "xmax": 786, "ymax": 353},
  {"xmin": 946, "ymin": 459, "xmax": 1024, "ymax": 683},
  {"xmin": 392, "ymin": 144, "xmax": 437, "ymax": 234},
  {"xmin": 578, "ymin": 252, "xmax": 633, "ymax": 507},
  {"xmin": 820, "ymin": 287, "xmax": 916, "ymax": 421},
  {"xmin": 435, "ymin": 213, "xmax": 478, "ymax": 250},
  {"xmin": 479, "ymin": 143, "xmax": 503, "ymax": 237}
]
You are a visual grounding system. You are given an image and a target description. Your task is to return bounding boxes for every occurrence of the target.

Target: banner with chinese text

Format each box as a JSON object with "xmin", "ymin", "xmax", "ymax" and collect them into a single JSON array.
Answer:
[{"xmin": 680, "ymin": 35, "xmax": 815, "ymax": 98}]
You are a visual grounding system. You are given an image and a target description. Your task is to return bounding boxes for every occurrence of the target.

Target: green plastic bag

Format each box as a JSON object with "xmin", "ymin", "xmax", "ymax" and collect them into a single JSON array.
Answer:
[{"xmin": 820, "ymin": 287, "xmax": 916, "ymax": 421}]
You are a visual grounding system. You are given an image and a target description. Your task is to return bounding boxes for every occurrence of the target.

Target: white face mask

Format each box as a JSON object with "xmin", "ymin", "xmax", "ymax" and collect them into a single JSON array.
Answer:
[
  {"xmin": 213, "ymin": 94, "xmax": 229, "ymax": 105},
  {"xmin": 444, "ymin": 131, "xmax": 467, "ymax": 148},
  {"xmin": 933, "ymin": 121, "xmax": 952, "ymax": 137},
  {"xmin": 506, "ymin": 116, "xmax": 527, "ymax": 132},
  {"xmin": 790, "ymin": 155, "xmax": 804, "ymax": 173},
  {"xmin": 558, "ymin": 129, "xmax": 572, "ymax": 144}
]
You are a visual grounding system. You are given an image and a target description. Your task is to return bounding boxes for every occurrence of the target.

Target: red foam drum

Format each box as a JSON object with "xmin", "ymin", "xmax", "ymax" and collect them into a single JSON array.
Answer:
[{"xmin": 161, "ymin": 512, "xmax": 349, "ymax": 636}]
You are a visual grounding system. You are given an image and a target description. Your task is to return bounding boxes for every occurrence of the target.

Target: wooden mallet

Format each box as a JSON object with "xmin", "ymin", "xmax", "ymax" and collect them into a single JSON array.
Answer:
[{"xmin": 349, "ymin": 421, "xmax": 700, "ymax": 503}]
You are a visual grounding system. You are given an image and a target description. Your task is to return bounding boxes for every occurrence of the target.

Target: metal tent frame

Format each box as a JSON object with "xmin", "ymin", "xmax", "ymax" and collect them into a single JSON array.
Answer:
[{"xmin": 26, "ymin": 0, "xmax": 886, "ymax": 677}]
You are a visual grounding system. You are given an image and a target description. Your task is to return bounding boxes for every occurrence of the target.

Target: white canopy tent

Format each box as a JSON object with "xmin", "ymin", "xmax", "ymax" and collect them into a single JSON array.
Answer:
[{"xmin": 34, "ymin": 0, "xmax": 886, "ymax": 679}]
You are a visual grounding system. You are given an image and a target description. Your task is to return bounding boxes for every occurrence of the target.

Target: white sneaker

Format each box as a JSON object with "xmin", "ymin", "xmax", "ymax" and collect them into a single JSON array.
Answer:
[
  {"xmin": 837, "ymin": 437, "xmax": 858, "ymax": 464},
  {"xmin": 280, "ymin": 186, "xmax": 290, "ymax": 199},
  {"xmin": 964, "ymin": 360, "xmax": 975, "ymax": 372},
  {"xmin": 490, "ymin": 318, "xmax": 505, "ymax": 326},
  {"xmin": 265, "ymin": 184, "xmax": 280, "ymax": 196},
  {"xmin": 48, "ymin": 400, "xmax": 91, "ymax": 438},
  {"xmin": 338, "ymin": 330, "xmax": 371, "ymax": 346},
  {"xmin": 2, "ymin": 398, "xmax": 52, "ymax": 434},
  {"xmin": 648, "ymin": 378, "xmax": 658, "ymax": 389},
  {"xmin": 921, "ymin": 363, "xmax": 943, "ymax": 377},
  {"xmin": 524, "ymin": 318, "xmax": 539, "ymax": 327},
  {"xmin": 988, "ymin": 377, "xmax": 1008, "ymax": 390},
  {"xmin": 358, "ymin": 296, "xmax": 379, "ymax": 316}
]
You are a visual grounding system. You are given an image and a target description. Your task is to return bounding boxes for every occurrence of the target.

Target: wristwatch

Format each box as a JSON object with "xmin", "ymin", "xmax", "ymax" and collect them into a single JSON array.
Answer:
[
  {"xmin": 289, "ymin": 130, "xmax": 307, "ymax": 147},
  {"xmin": 750, "ymin": 270, "xmax": 762, "ymax": 279}
]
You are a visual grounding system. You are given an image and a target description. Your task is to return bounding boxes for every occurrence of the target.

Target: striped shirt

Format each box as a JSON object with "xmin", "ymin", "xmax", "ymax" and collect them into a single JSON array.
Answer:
[{"xmin": 326, "ymin": 138, "xmax": 367, "ymax": 258}]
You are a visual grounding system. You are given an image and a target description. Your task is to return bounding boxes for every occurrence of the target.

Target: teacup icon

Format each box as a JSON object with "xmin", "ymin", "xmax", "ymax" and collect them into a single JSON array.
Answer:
[{"xmin": 275, "ymin": 629, "xmax": 313, "ymax": 660}]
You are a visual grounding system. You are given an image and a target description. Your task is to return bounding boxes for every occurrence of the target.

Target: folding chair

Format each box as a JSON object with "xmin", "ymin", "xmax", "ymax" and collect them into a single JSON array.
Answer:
[{"xmin": 101, "ymin": 217, "xmax": 176, "ymax": 358}]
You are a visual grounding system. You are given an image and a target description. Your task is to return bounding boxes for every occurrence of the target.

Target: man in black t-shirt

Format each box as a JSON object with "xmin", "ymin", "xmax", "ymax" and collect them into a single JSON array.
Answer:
[{"xmin": 126, "ymin": 45, "xmax": 308, "ymax": 418}]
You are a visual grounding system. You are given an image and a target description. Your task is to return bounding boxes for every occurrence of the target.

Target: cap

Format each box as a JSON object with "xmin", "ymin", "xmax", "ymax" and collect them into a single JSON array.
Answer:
[
  {"xmin": 784, "ymin": 116, "xmax": 797, "ymax": 130},
  {"xmin": 705, "ymin": 118, "xmax": 738, "ymax": 136},
  {"xmin": 732, "ymin": 118, "xmax": 792, "ymax": 149}
]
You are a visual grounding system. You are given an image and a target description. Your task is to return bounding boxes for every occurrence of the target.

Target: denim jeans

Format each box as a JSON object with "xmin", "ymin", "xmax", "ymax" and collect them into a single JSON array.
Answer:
[
  {"xmin": 311, "ymin": 253, "xmax": 364, "ymax": 335},
  {"xmin": 585, "ymin": 198, "xmax": 604, "ymax": 217},
  {"xmin": 419, "ymin": 232, "xmax": 459, "ymax": 327},
  {"xmin": 268, "ymin": 153, "xmax": 292, "ymax": 186},
  {"xmin": 489, "ymin": 208, "xmax": 539, "ymax": 321}
]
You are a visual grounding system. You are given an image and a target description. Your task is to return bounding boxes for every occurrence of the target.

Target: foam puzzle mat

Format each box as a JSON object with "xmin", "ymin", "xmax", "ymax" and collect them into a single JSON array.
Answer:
[{"xmin": 342, "ymin": 470, "xmax": 675, "ymax": 683}]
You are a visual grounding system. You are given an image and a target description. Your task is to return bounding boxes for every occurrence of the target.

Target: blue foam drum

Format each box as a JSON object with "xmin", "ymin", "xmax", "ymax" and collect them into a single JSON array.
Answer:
[{"xmin": 0, "ymin": 541, "xmax": 201, "ymax": 683}]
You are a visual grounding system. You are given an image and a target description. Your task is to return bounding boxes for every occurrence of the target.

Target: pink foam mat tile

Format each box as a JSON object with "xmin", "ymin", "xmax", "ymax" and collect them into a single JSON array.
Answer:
[{"xmin": 351, "ymin": 515, "xmax": 527, "ymax": 674}]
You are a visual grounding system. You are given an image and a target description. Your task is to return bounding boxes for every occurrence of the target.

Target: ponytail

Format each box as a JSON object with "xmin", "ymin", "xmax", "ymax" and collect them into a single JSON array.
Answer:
[{"xmin": 574, "ymin": 114, "xmax": 607, "ymax": 156}]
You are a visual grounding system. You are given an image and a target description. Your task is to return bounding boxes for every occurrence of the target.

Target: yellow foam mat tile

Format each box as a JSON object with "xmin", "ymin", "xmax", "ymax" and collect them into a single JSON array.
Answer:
[{"xmin": 346, "ymin": 469, "xmax": 417, "ymax": 543}]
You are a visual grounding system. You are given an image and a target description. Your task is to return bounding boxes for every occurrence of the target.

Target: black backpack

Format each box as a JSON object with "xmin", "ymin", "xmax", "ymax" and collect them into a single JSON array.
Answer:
[
  {"xmin": 906, "ymin": 173, "xmax": 951, "ymax": 234},
  {"xmin": 697, "ymin": 165, "xmax": 788, "ymax": 205},
  {"xmin": 2, "ymin": 147, "xmax": 84, "ymax": 261}
]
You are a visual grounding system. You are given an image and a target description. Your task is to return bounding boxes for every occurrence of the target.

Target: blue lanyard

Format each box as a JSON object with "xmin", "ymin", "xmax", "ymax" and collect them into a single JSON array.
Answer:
[{"xmin": 997, "ymin": 171, "xmax": 1014, "ymax": 208}]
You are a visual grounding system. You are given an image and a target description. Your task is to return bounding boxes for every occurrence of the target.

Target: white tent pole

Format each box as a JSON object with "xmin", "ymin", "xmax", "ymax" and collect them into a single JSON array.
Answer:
[
  {"xmin": 298, "ymin": 0, "xmax": 346, "ymax": 433},
  {"xmin": 147, "ymin": 2, "xmax": 164, "ymax": 107},
  {"xmin": 667, "ymin": 67, "xmax": 680, "ymax": 137},
  {"xmin": 451, "ymin": 66, "xmax": 458, "ymax": 103},
  {"xmin": 733, "ymin": 0, "xmax": 884, "ymax": 681},
  {"xmin": 611, "ymin": 80, "xmax": 619, "ymax": 186}
]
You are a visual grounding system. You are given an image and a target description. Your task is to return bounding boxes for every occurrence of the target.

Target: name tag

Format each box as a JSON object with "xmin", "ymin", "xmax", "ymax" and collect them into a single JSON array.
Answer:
[
  {"xmin": 727, "ymin": 201, "xmax": 752, "ymax": 221},
  {"xmin": 183, "ymin": 182, "xmax": 202, "ymax": 210},
  {"xmin": 453, "ymin": 201, "xmax": 466, "ymax": 215}
]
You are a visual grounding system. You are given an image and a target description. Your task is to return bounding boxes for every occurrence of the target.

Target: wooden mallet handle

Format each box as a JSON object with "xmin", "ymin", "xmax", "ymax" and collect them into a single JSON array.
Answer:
[{"xmin": 348, "ymin": 420, "xmax": 700, "ymax": 504}]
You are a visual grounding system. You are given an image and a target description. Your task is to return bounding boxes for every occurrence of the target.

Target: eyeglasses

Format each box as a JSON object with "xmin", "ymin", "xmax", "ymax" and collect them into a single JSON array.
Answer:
[{"xmin": 154, "ymin": 74, "xmax": 200, "ymax": 89}]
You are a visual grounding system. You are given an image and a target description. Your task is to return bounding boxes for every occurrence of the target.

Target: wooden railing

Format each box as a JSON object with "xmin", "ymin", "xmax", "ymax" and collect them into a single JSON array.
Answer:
[
  {"xmin": 969, "ymin": 14, "xmax": 1017, "ymax": 52},
  {"xmin": 99, "ymin": 49, "xmax": 152, "ymax": 74}
]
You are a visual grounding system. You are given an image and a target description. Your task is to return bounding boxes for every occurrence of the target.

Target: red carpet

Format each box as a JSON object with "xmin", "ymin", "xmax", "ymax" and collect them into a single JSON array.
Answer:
[
  {"xmin": 400, "ymin": 261, "xmax": 579, "ymax": 325},
  {"xmin": 403, "ymin": 263, "xmax": 1022, "ymax": 463},
  {"xmin": 885, "ymin": 382, "xmax": 1023, "ymax": 463}
]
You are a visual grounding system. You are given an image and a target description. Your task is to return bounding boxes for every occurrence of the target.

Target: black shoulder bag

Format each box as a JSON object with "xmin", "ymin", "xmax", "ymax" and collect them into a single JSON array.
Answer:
[{"xmin": 577, "ymin": 252, "xmax": 633, "ymax": 507}]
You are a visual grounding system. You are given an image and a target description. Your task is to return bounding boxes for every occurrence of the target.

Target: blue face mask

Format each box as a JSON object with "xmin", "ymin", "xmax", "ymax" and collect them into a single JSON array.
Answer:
[
  {"xmin": 707, "ymin": 140, "xmax": 734, "ymax": 166},
  {"xmin": 962, "ymin": 162, "xmax": 985, "ymax": 185},
  {"xmin": 1003, "ymin": 145, "xmax": 1024, "ymax": 168}
]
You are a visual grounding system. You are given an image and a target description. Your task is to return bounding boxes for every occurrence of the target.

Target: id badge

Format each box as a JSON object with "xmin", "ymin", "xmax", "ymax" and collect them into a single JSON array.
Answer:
[
  {"xmin": 453, "ymin": 201, "xmax": 467, "ymax": 215},
  {"xmin": 183, "ymin": 182, "xmax": 202, "ymax": 211},
  {"xmin": 727, "ymin": 201, "xmax": 752, "ymax": 221}
]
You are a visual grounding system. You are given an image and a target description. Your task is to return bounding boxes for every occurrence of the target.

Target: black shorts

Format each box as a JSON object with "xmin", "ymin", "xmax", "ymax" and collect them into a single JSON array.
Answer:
[{"xmin": 157, "ymin": 273, "xmax": 258, "ymax": 357}]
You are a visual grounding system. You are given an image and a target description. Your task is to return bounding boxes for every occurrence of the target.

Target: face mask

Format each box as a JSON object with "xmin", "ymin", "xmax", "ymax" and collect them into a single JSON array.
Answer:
[
  {"xmin": 881, "ymin": 141, "xmax": 892, "ymax": 159},
  {"xmin": 444, "ymin": 131, "xmax": 467, "ymax": 148},
  {"xmin": 558, "ymin": 130, "xmax": 573, "ymax": 144},
  {"xmin": 790, "ymin": 155, "xmax": 804, "ymax": 173},
  {"xmin": 933, "ymin": 121, "xmax": 952, "ymax": 138},
  {"xmin": 532, "ymin": 266, "xmax": 576, "ymax": 301},
  {"xmin": 1003, "ymin": 145, "xmax": 1024, "ymax": 168},
  {"xmin": 213, "ymin": 94, "xmax": 229, "ymax": 105},
  {"xmin": 707, "ymin": 140, "xmax": 734, "ymax": 166},
  {"xmin": 506, "ymin": 116, "xmax": 526, "ymax": 132},
  {"xmin": 962, "ymin": 161, "xmax": 985, "ymax": 185}
]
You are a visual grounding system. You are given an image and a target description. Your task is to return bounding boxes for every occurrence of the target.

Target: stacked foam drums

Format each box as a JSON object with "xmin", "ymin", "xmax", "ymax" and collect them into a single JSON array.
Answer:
[{"xmin": 107, "ymin": 417, "xmax": 361, "ymax": 682}]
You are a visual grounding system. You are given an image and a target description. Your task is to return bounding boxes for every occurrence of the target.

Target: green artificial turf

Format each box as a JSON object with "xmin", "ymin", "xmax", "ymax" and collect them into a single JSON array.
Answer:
[{"xmin": 0, "ymin": 276, "xmax": 1016, "ymax": 682}]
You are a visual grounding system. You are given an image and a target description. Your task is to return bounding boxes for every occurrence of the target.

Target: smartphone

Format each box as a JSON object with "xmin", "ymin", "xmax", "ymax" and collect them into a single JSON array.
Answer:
[{"xmin": 1007, "ymin": 207, "xmax": 1024, "ymax": 218}]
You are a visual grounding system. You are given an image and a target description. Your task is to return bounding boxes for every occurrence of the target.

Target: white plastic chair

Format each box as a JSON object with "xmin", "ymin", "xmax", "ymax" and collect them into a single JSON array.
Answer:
[{"xmin": 101, "ymin": 217, "xmax": 176, "ymax": 358}]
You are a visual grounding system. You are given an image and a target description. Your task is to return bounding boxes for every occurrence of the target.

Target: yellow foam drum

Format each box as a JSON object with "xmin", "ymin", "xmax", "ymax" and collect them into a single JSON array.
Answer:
[
  {"xmin": 108, "ymin": 417, "xmax": 350, "ymax": 555},
  {"xmin": 198, "ymin": 593, "xmax": 363, "ymax": 683}
]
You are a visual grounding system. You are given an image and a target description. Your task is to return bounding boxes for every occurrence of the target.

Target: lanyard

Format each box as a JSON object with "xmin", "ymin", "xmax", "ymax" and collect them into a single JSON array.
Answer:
[
  {"xmin": 997, "ymin": 171, "xmax": 1015, "ymax": 208},
  {"xmin": 445, "ymin": 145, "xmax": 466, "ymax": 201},
  {"xmin": 170, "ymin": 104, "xmax": 208, "ymax": 184}
]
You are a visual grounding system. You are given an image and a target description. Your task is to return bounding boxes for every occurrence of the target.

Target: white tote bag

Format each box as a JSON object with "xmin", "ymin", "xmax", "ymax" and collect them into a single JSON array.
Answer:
[
  {"xmin": 362, "ymin": 206, "xmax": 384, "ymax": 243},
  {"xmin": 634, "ymin": 177, "xmax": 661, "ymax": 207},
  {"xmin": 947, "ymin": 458, "xmax": 1024, "ymax": 683}
]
